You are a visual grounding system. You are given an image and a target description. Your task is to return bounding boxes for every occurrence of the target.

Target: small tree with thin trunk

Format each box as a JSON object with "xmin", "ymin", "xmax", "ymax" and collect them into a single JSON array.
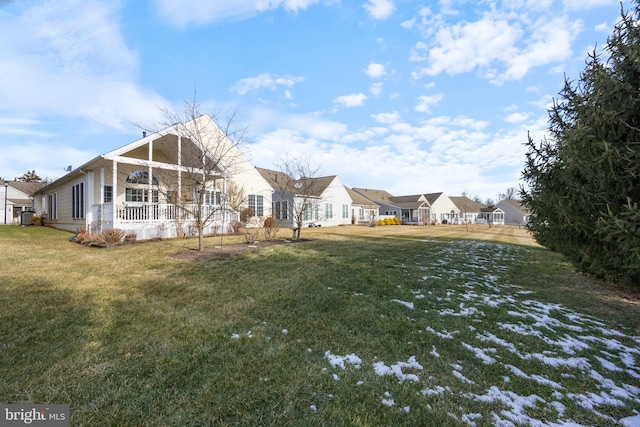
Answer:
[
  {"xmin": 275, "ymin": 156, "xmax": 324, "ymax": 240},
  {"xmin": 142, "ymin": 98, "xmax": 247, "ymax": 251}
]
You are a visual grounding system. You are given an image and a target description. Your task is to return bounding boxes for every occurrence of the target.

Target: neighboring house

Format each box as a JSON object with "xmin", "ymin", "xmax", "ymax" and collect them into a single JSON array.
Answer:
[
  {"xmin": 32, "ymin": 115, "xmax": 272, "ymax": 239},
  {"xmin": 478, "ymin": 206, "xmax": 505, "ymax": 225},
  {"xmin": 345, "ymin": 187, "xmax": 378, "ymax": 225},
  {"xmin": 256, "ymin": 167, "xmax": 352, "ymax": 228},
  {"xmin": 1, "ymin": 181, "xmax": 45, "ymax": 224},
  {"xmin": 450, "ymin": 196, "xmax": 486, "ymax": 224},
  {"xmin": 424, "ymin": 192, "xmax": 459, "ymax": 224},
  {"xmin": 386, "ymin": 194, "xmax": 430, "ymax": 225},
  {"xmin": 496, "ymin": 199, "xmax": 530, "ymax": 226},
  {"xmin": 351, "ymin": 188, "xmax": 402, "ymax": 218}
]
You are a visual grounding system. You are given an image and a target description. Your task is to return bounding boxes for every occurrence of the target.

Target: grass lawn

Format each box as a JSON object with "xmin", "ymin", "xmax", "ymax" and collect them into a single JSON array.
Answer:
[{"xmin": 0, "ymin": 224, "xmax": 638, "ymax": 426}]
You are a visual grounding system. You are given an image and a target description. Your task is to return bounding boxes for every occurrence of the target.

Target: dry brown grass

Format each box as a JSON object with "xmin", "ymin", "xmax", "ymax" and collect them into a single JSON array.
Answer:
[{"xmin": 300, "ymin": 223, "xmax": 539, "ymax": 247}]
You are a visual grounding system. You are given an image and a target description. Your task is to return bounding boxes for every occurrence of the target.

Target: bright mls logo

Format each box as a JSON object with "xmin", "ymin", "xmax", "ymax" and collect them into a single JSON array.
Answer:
[{"xmin": 0, "ymin": 404, "xmax": 69, "ymax": 426}]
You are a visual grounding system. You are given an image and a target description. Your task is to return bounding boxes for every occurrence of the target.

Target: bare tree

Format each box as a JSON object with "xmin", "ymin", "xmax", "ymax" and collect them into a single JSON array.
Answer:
[
  {"xmin": 275, "ymin": 156, "xmax": 324, "ymax": 240},
  {"xmin": 141, "ymin": 98, "xmax": 247, "ymax": 251},
  {"xmin": 498, "ymin": 187, "xmax": 517, "ymax": 201}
]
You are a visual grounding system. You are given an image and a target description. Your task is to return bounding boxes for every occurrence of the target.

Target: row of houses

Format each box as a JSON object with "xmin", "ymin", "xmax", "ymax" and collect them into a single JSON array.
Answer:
[{"xmin": 1, "ymin": 115, "xmax": 530, "ymax": 238}]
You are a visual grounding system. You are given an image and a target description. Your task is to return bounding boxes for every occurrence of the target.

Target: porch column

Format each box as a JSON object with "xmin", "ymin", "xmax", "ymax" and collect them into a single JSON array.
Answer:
[
  {"xmin": 148, "ymin": 139, "xmax": 153, "ymax": 204},
  {"xmin": 86, "ymin": 171, "xmax": 94, "ymax": 232},
  {"xmin": 112, "ymin": 160, "xmax": 118, "ymax": 227},
  {"xmin": 177, "ymin": 135, "xmax": 182, "ymax": 203},
  {"xmin": 99, "ymin": 168, "xmax": 104, "ymax": 233}
]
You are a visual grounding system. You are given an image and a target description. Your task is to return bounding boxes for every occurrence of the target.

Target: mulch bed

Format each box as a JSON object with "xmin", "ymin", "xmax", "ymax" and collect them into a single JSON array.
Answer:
[{"xmin": 170, "ymin": 239, "xmax": 310, "ymax": 261}]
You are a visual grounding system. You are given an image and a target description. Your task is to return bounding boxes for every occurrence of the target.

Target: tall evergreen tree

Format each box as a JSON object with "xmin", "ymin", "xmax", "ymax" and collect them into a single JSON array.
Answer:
[{"xmin": 522, "ymin": 2, "xmax": 640, "ymax": 286}]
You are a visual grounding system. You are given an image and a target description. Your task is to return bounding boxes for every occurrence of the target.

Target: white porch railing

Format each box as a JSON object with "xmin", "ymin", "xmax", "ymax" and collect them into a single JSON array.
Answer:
[{"xmin": 116, "ymin": 203, "xmax": 234, "ymax": 223}]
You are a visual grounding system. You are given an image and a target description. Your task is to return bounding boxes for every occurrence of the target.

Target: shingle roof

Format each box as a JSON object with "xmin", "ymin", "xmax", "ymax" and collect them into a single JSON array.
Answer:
[
  {"xmin": 8, "ymin": 181, "xmax": 46, "ymax": 195},
  {"xmin": 351, "ymin": 188, "xmax": 395, "ymax": 204},
  {"xmin": 450, "ymin": 196, "xmax": 485, "ymax": 212},
  {"xmin": 424, "ymin": 192, "xmax": 443, "ymax": 204},
  {"xmin": 345, "ymin": 187, "xmax": 378, "ymax": 208},
  {"xmin": 388, "ymin": 194, "xmax": 427, "ymax": 209},
  {"xmin": 501, "ymin": 199, "xmax": 531, "ymax": 214},
  {"xmin": 255, "ymin": 167, "xmax": 335, "ymax": 197}
]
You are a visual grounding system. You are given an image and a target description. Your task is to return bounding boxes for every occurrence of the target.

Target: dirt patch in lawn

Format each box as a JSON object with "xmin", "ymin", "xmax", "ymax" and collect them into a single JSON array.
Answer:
[{"xmin": 170, "ymin": 239, "xmax": 311, "ymax": 262}]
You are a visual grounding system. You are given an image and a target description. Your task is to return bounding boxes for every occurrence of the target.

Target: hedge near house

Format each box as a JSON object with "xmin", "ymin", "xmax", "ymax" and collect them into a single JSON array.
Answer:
[{"xmin": 521, "ymin": 1, "xmax": 640, "ymax": 287}]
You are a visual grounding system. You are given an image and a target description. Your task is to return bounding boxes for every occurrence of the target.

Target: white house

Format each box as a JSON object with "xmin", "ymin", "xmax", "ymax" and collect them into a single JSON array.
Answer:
[
  {"xmin": 450, "ymin": 196, "xmax": 486, "ymax": 224},
  {"xmin": 1, "ymin": 181, "xmax": 45, "ymax": 225},
  {"xmin": 257, "ymin": 168, "xmax": 352, "ymax": 229},
  {"xmin": 479, "ymin": 206, "xmax": 505, "ymax": 225},
  {"xmin": 425, "ymin": 192, "xmax": 459, "ymax": 224},
  {"xmin": 32, "ymin": 115, "xmax": 272, "ymax": 239}
]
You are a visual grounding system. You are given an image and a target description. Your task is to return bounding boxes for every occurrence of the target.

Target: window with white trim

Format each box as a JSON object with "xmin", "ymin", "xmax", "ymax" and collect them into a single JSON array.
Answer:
[
  {"xmin": 325, "ymin": 203, "xmax": 333, "ymax": 219},
  {"xmin": 248, "ymin": 194, "xmax": 264, "ymax": 216},
  {"xmin": 342, "ymin": 204, "xmax": 349, "ymax": 219}
]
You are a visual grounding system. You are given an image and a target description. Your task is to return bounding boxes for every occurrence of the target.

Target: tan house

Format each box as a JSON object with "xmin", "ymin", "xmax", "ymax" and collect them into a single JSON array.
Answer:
[
  {"xmin": 450, "ymin": 196, "xmax": 485, "ymax": 224},
  {"xmin": 32, "ymin": 115, "xmax": 272, "ymax": 239}
]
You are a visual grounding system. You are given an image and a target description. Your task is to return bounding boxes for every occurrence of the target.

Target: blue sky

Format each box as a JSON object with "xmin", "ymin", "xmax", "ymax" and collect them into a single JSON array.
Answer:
[{"xmin": 0, "ymin": 0, "xmax": 631, "ymax": 201}]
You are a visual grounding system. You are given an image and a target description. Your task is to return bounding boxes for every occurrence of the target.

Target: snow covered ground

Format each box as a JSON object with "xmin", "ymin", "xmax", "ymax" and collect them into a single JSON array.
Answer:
[{"xmin": 318, "ymin": 240, "xmax": 640, "ymax": 426}]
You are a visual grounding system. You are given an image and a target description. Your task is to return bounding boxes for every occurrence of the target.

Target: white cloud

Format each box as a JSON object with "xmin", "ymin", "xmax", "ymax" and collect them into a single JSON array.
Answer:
[
  {"xmin": 232, "ymin": 73, "xmax": 305, "ymax": 95},
  {"xmin": 499, "ymin": 16, "xmax": 582, "ymax": 82},
  {"xmin": 365, "ymin": 62, "xmax": 386, "ymax": 78},
  {"xmin": 369, "ymin": 82, "xmax": 384, "ymax": 97},
  {"xmin": 371, "ymin": 111, "xmax": 400, "ymax": 124},
  {"xmin": 246, "ymin": 105, "xmax": 537, "ymax": 199},
  {"xmin": 334, "ymin": 93, "xmax": 368, "ymax": 108},
  {"xmin": 414, "ymin": 18, "xmax": 521, "ymax": 79},
  {"xmin": 561, "ymin": 0, "xmax": 615, "ymax": 10},
  {"xmin": 0, "ymin": 142, "xmax": 99, "ymax": 183},
  {"xmin": 0, "ymin": 1, "xmax": 167, "ymax": 131},
  {"xmin": 415, "ymin": 94, "xmax": 444, "ymax": 113},
  {"xmin": 153, "ymin": 0, "xmax": 323, "ymax": 26},
  {"xmin": 363, "ymin": 0, "xmax": 395, "ymax": 20},
  {"xmin": 504, "ymin": 112, "xmax": 531, "ymax": 123},
  {"xmin": 411, "ymin": 11, "xmax": 581, "ymax": 83}
]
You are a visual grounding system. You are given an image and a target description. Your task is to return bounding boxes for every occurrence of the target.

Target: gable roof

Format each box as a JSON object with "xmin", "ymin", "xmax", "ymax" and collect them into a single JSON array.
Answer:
[
  {"xmin": 256, "ymin": 167, "xmax": 335, "ymax": 197},
  {"xmin": 351, "ymin": 188, "xmax": 395, "ymax": 205},
  {"xmin": 34, "ymin": 114, "xmax": 235, "ymax": 196},
  {"xmin": 388, "ymin": 194, "xmax": 427, "ymax": 209},
  {"xmin": 450, "ymin": 196, "xmax": 485, "ymax": 213},
  {"xmin": 345, "ymin": 186, "xmax": 378, "ymax": 208},
  {"xmin": 255, "ymin": 167, "xmax": 293, "ymax": 192},
  {"xmin": 424, "ymin": 192, "xmax": 444, "ymax": 205},
  {"xmin": 8, "ymin": 181, "xmax": 46, "ymax": 196},
  {"xmin": 498, "ymin": 199, "xmax": 531, "ymax": 214}
]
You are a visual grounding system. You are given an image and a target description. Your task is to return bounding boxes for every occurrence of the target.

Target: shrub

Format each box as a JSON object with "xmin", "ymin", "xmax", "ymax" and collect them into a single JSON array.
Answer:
[
  {"xmin": 393, "ymin": 217, "xmax": 400, "ymax": 225},
  {"xmin": 263, "ymin": 217, "xmax": 279, "ymax": 241},
  {"xmin": 383, "ymin": 218, "xmax": 391, "ymax": 225},
  {"xmin": 31, "ymin": 216, "xmax": 42, "ymax": 226},
  {"xmin": 377, "ymin": 220, "xmax": 385, "ymax": 226},
  {"xmin": 102, "ymin": 229, "xmax": 126, "ymax": 245},
  {"xmin": 263, "ymin": 217, "xmax": 275, "ymax": 228}
]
